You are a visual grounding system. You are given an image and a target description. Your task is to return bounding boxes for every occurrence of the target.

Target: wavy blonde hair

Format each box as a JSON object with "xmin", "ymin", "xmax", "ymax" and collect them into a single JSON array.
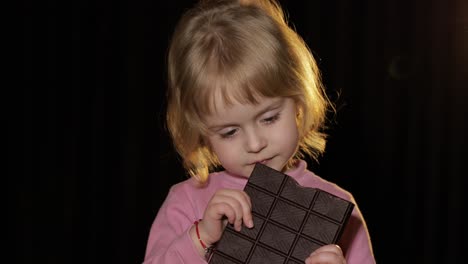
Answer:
[{"xmin": 166, "ymin": 0, "xmax": 331, "ymax": 183}]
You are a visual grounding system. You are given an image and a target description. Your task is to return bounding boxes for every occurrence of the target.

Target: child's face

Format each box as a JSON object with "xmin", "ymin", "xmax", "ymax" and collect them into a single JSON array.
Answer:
[{"xmin": 204, "ymin": 96, "xmax": 299, "ymax": 177}]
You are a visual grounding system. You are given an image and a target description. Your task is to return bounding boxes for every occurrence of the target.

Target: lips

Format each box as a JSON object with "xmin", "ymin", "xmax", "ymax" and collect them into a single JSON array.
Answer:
[{"xmin": 250, "ymin": 157, "xmax": 272, "ymax": 165}]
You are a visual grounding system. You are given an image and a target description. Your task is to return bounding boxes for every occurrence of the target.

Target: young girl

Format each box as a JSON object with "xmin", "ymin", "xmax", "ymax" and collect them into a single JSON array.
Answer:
[{"xmin": 144, "ymin": 0, "xmax": 375, "ymax": 263}]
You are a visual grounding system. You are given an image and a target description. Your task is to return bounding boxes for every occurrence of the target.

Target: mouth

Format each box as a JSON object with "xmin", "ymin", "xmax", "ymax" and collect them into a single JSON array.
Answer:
[{"xmin": 250, "ymin": 157, "xmax": 273, "ymax": 165}]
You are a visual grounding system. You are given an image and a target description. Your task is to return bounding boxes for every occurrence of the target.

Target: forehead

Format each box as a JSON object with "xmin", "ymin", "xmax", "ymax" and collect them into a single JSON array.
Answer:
[
  {"xmin": 192, "ymin": 50, "xmax": 285, "ymax": 118},
  {"xmin": 195, "ymin": 79, "xmax": 263, "ymax": 120},
  {"xmin": 210, "ymin": 84, "xmax": 260, "ymax": 112}
]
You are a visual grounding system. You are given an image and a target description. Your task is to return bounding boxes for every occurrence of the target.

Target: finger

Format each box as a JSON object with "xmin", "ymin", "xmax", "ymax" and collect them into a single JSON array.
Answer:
[
  {"xmin": 240, "ymin": 190, "xmax": 252, "ymax": 208},
  {"xmin": 239, "ymin": 191, "xmax": 254, "ymax": 228},
  {"xmin": 215, "ymin": 189, "xmax": 252, "ymax": 210},
  {"xmin": 226, "ymin": 190, "xmax": 253, "ymax": 229},
  {"xmin": 310, "ymin": 244, "xmax": 343, "ymax": 256},
  {"xmin": 207, "ymin": 199, "xmax": 239, "ymax": 223},
  {"xmin": 306, "ymin": 245, "xmax": 345, "ymax": 264},
  {"xmin": 210, "ymin": 195, "xmax": 245, "ymax": 231},
  {"xmin": 226, "ymin": 190, "xmax": 253, "ymax": 228},
  {"xmin": 305, "ymin": 252, "xmax": 345, "ymax": 264},
  {"xmin": 201, "ymin": 201, "xmax": 238, "ymax": 244},
  {"xmin": 212, "ymin": 190, "xmax": 253, "ymax": 229}
]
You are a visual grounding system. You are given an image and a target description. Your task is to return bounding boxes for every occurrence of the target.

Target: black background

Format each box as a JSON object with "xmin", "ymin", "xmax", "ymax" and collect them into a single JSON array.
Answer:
[{"xmin": 14, "ymin": 0, "xmax": 467, "ymax": 263}]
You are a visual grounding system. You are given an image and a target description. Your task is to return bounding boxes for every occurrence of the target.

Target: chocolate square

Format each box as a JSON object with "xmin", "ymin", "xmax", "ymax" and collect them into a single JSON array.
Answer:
[{"xmin": 208, "ymin": 163, "xmax": 354, "ymax": 263}]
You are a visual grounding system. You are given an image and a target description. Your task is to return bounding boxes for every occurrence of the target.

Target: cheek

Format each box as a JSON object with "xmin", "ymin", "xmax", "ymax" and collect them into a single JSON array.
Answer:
[
  {"xmin": 284, "ymin": 127, "xmax": 299, "ymax": 149},
  {"xmin": 280, "ymin": 119, "xmax": 299, "ymax": 141},
  {"xmin": 207, "ymin": 139, "xmax": 234, "ymax": 163},
  {"xmin": 211, "ymin": 143, "xmax": 242, "ymax": 173},
  {"xmin": 277, "ymin": 117, "xmax": 300, "ymax": 151}
]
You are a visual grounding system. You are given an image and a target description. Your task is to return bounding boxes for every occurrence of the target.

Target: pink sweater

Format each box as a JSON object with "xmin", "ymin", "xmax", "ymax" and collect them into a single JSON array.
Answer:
[{"xmin": 143, "ymin": 160, "xmax": 375, "ymax": 263}]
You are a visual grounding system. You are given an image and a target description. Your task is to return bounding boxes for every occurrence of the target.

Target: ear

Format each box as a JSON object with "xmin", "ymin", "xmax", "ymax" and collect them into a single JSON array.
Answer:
[
  {"xmin": 295, "ymin": 103, "xmax": 303, "ymax": 118},
  {"xmin": 294, "ymin": 103, "xmax": 305, "ymax": 137}
]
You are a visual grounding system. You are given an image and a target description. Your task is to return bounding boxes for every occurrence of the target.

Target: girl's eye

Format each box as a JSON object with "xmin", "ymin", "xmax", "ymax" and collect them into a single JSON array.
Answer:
[
  {"xmin": 220, "ymin": 128, "xmax": 238, "ymax": 139},
  {"xmin": 262, "ymin": 113, "xmax": 280, "ymax": 124}
]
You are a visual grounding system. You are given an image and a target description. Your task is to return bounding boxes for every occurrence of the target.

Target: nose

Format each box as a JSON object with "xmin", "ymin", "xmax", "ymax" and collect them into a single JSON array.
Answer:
[{"xmin": 244, "ymin": 127, "xmax": 267, "ymax": 153}]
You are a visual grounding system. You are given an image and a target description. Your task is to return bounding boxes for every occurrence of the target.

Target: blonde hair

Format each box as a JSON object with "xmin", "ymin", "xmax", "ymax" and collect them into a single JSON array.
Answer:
[{"xmin": 166, "ymin": 0, "xmax": 331, "ymax": 183}]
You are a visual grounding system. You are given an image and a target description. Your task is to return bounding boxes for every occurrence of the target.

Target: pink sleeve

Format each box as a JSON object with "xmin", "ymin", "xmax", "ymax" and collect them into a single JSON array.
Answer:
[
  {"xmin": 143, "ymin": 185, "xmax": 207, "ymax": 264},
  {"xmin": 339, "ymin": 199, "xmax": 376, "ymax": 264}
]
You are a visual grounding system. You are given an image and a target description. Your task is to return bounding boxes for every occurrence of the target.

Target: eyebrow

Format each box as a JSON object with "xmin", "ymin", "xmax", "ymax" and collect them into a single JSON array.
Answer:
[
  {"xmin": 207, "ymin": 97, "xmax": 286, "ymax": 131},
  {"xmin": 253, "ymin": 97, "xmax": 285, "ymax": 119}
]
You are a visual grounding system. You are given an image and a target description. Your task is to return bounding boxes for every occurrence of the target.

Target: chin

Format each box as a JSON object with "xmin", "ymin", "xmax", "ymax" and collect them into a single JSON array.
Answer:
[
  {"xmin": 242, "ymin": 165, "xmax": 259, "ymax": 178},
  {"xmin": 265, "ymin": 159, "xmax": 287, "ymax": 172},
  {"xmin": 227, "ymin": 166, "xmax": 251, "ymax": 178}
]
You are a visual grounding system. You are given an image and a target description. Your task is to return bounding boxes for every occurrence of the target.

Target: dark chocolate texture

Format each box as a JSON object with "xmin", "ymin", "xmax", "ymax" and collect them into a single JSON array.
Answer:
[{"xmin": 208, "ymin": 163, "xmax": 354, "ymax": 264}]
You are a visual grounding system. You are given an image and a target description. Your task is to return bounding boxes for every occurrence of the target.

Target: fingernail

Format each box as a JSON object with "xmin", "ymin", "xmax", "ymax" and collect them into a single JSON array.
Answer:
[{"xmin": 248, "ymin": 219, "xmax": 254, "ymax": 228}]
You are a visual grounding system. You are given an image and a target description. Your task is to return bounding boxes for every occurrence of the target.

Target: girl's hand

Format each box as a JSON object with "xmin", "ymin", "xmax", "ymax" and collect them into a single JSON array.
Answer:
[
  {"xmin": 192, "ymin": 189, "xmax": 254, "ymax": 250},
  {"xmin": 305, "ymin": 244, "xmax": 346, "ymax": 264}
]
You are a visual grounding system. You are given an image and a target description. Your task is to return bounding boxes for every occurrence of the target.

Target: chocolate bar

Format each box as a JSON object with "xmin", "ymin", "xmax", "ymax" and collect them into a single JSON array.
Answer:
[{"xmin": 208, "ymin": 163, "xmax": 354, "ymax": 264}]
